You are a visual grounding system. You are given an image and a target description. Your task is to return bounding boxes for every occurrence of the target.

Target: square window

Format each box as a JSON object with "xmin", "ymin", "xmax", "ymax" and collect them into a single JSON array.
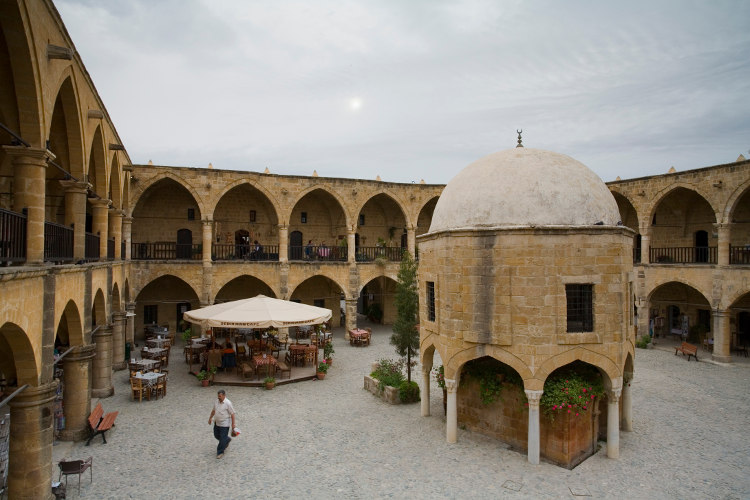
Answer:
[
  {"xmin": 359, "ymin": 214, "xmax": 365, "ymax": 225},
  {"xmin": 426, "ymin": 281, "xmax": 436, "ymax": 322},
  {"xmin": 301, "ymin": 212, "xmax": 307, "ymax": 224},
  {"xmin": 143, "ymin": 304, "xmax": 158, "ymax": 325},
  {"xmin": 187, "ymin": 208, "xmax": 195, "ymax": 221},
  {"xmin": 566, "ymin": 284, "xmax": 593, "ymax": 332}
]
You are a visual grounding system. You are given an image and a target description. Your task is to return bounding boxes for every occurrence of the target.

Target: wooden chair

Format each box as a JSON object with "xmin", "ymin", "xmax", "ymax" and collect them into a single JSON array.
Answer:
[
  {"xmin": 58, "ymin": 456, "xmax": 93, "ymax": 494},
  {"xmin": 153, "ymin": 373, "xmax": 167, "ymax": 399},
  {"xmin": 130, "ymin": 377, "xmax": 149, "ymax": 402},
  {"xmin": 277, "ymin": 351, "xmax": 292, "ymax": 379},
  {"xmin": 240, "ymin": 363, "xmax": 254, "ymax": 381},
  {"xmin": 304, "ymin": 346, "xmax": 316, "ymax": 366}
]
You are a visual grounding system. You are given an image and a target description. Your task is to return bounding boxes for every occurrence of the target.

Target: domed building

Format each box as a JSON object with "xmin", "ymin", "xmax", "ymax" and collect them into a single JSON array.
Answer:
[{"xmin": 418, "ymin": 144, "xmax": 636, "ymax": 467}]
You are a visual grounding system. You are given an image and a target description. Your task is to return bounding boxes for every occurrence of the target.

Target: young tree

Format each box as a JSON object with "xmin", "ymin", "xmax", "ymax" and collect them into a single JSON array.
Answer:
[{"xmin": 390, "ymin": 250, "xmax": 419, "ymax": 382}]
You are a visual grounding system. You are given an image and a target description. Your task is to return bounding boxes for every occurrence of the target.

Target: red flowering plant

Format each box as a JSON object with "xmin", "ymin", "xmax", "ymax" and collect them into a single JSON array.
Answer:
[
  {"xmin": 540, "ymin": 363, "xmax": 604, "ymax": 420},
  {"xmin": 433, "ymin": 365, "xmax": 446, "ymax": 390}
]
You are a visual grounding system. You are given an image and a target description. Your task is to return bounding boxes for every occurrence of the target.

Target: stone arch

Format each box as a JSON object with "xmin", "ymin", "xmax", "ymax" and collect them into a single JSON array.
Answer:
[
  {"xmin": 285, "ymin": 185, "xmax": 351, "ymax": 228},
  {"xmin": 355, "ymin": 189, "xmax": 410, "ymax": 226},
  {"xmin": 134, "ymin": 275, "xmax": 202, "ymax": 337},
  {"xmin": 130, "ymin": 171, "xmax": 208, "ymax": 217},
  {"xmin": 358, "ymin": 275, "xmax": 398, "ymax": 324},
  {"xmin": 0, "ymin": 3, "xmax": 43, "ymax": 146},
  {"xmin": 123, "ymin": 279, "xmax": 131, "ymax": 303},
  {"xmin": 722, "ymin": 288, "xmax": 750, "ymax": 312},
  {"xmin": 624, "ymin": 351, "xmax": 634, "ymax": 375},
  {"xmin": 420, "ymin": 341, "xmax": 438, "ymax": 372},
  {"xmin": 131, "ymin": 177, "xmax": 203, "ymax": 248},
  {"xmin": 646, "ymin": 278, "xmax": 712, "ymax": 307},
  {"xmin": 214, "ymin": 275, "xmax": 277, "ymax": 303},
  {"xmin": 111, "ymin": 282, "xmax": 121, "ymax": 313},
  {"xmin": 108, "ymin": 153, "xmax": 122, "ymax": 210},
  {"xmin": 290, "ymin": 275, "xmax": 345, "ymax": 326},
  {"xmin": 213, "ymin": 180, "xmax": 280, "ymax": 248},
  {"xmin": 535, "ymin": 347, "xmax": 622, "ymax": 390},
  {"xmin": 56, "ymin": 299, "xmax": 84, "ymax": 347},
  {"xmin": 723, "ymin": 177, "xmax": 750, "ymax": 223},
  {"xmin": 415, "ymin": 196, "xmax": 440, "ymax": 236},
  {"xmin": 87, "ymin": 125, "xmax": 108, "ymax": 199},
  {"xmin": 0, "ymin": 322, "xmax": 38, "ymax": 386},
  {"xmin": 92, "ymin": 288, "xmax": 107, "ymax": 327},
  {"xmin": 213, "ymin": 178, "xmax": 282, "ymax": 222},
  {"xmin": 47, "ymin": 71, "xmax": 85, "ymax": 178},
  {"xmin": 610, "ymin": 190, "xmax": 639, "ymax": 231},
  {"xmin": 442, "ymin": 345, "xmax": 533, "ymax": 386},
  {"xmin": 647, "ymin": 183, "xmax": 719, "ymax": 225}
]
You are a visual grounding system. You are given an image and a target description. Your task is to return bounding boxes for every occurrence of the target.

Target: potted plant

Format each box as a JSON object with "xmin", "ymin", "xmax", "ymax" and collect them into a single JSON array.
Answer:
[
  {"xmin": 316, "ymin": 362, "xmax": 329, "ymax": 380},
  {"xmin": 264, "ymin": 376, "xmax": 276, "ymax": 390},
  {"xmin": 196, "ymin": 369, "xmax": 210, "ymax": 386},
  {"xmin": 182, "ymin": 328, "xmax": 192, "ymax": 343},
  {"xmin": 323, "ymin": 341, "xmax": 335, "ymax": 365}
]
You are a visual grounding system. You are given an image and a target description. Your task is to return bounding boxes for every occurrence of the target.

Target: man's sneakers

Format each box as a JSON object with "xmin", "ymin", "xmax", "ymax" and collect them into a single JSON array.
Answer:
[{"xmin": 216, "ymin": 453, "xmax": 224, "ymax": 459}]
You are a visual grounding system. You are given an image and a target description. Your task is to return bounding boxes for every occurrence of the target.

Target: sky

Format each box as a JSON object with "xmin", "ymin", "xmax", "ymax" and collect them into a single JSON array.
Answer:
[{"xmin": 56, "ymin": 0, "xmax": 750, "ymax": 185}]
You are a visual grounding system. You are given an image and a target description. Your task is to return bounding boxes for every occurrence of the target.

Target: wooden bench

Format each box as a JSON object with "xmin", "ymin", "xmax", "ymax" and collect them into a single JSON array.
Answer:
[
  {"xmin": 674, "ymin": 342, "xmax": 698, "ymax": 361},
  {"xmin": 86, "ymin": 402, "xmax": 118, "ymax": 446}
]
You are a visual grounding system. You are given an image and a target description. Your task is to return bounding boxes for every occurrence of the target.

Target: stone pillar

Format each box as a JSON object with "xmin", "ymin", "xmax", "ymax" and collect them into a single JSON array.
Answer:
[
  {"xmin": 111, "ymin": 311, "xmax": 126, "ymax": 370},
  {"xmin": 445, "ymin": 379, "xmax": 458, "ymax": 443},
  {"xmin": 125, "ymin": 302, "xmax": 136, "ymax": 346},
  {"xmin": 525, "ymin": 389, "xmax": 543, "ymax": 465},
  {"xmin": 639, "ymin": 221, "xmax": 650, "ymax": 265},
  {"xmin": 91, "ymin": 326, "xmax": 114, "ymax": 398},
  {"xmin": 407, "ymin": 225, "xmax": 416, "ymax": 258},
  {"xmin": 278, "ymin": 224, "xmax": 288, "ymax": 263},
  {"xmin": 58, "ymin": 345, "xmax": 96, "ymax": 441},
  {"xmin": 122, "ymin": 216, "xmax": 132, "ymax": 260},
  {"xmin": 90, "ymin": 198, "xmax": 111, "ymax": 261},
  {"xmin": 622, "ymin": 372, "xmax": 633, "ymax": 432},
  {"xmin": 6, "ymin": 380, "xmax": 58, "ymax": 500},
  {"xmin": 345, "ymin": 298, "xmax": 357, "ymax": 339},
  {"xmin": 60, "ymin": 179, "xmax": 90, "ymax": 260},
  {"xmin": 108, "ymin": 209, "xmax": 123, "ymax": 259},
  {"xmin": 636, "ymin": 297, "xmax": 650, "ymax": 340},
  {"xmin": 712, "ymin": 309, "xmax": 731, "ymax": 363},
  {"xmin": 3, "ymin": 146, "xmax": 51, "ymax": 265},
  {"xmin": 347, "ymin": 227, "xmax": 356, "ymax": 263},
  {"xmin": 202, "ymin": 219, "xmax": 213, "ymax": 263},
  {"xmin": 607, "ymin": 388, "xmax": 621, "ymax": 458},
  {"xmin": 715, "ymin": 223, "xmax": 731, "ymax": 266},
  {"xmin": 421, "ymin": 366, "xmax": 431, "ymax": 417}
]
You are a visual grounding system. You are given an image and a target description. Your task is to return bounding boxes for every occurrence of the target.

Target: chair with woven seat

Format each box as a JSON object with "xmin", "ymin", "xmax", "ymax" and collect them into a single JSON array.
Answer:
[
  {"xmin": 130, "ymin": 377, "xmax": 149, "ymax": 402},
  {"xmin": 58, "ymin": 456, "xmax": 93, "ymax": 494},
  {"xmin": 276, "ymin": 351, "xmax": 292, "ymax": 379}
]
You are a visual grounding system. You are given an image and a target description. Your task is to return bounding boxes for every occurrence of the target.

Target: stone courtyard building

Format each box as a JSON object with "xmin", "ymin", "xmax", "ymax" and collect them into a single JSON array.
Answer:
[{"xmin": 1, "ymin": 0, "xmax": 750, "ymax": 496}]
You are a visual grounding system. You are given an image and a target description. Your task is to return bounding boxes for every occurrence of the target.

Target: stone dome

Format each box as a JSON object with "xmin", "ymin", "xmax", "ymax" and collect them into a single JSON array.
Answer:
[{"xmin": 429, "ymin": 147, "xmax": 621, "ymax": 232}]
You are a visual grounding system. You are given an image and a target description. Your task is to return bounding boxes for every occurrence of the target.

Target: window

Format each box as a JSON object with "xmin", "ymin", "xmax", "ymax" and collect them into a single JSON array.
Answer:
[
  {"xmin": 314, "ymin": 299, "xmax": 325, "ymax": 308},
  {"xmin": 301, "ymin": 212, "xmax": 307, "ymax": 223},
  {"xmin": 359, "ymin": 214, "xmax": 365, "ymax": 226},
  {"xmin": 143, "ymin": 304, "xmax": 158, "ymax": 325},
  {"xmin": 187, "ymin": 208, "xmax": 195, "ymax": 221},
  {"xmin": 566, "ymin": 284, "xmax": 593, "ymax": 332},
  {"xmin": 426, "ymin": 281, "xmax": 435, "ymax": 322},
  {"xmin": 249, "ymin": 210, "xmax": 256, "ymax": 222}
]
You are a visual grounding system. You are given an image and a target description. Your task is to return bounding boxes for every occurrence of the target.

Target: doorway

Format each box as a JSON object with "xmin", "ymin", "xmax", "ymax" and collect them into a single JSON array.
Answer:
[
  {"xmin": 176, "ymin": 229, "xmax": 192, "ymax": 259},
  {"xmin": 695, "ymin": 230, "xmax": 708, "ymax": 263},
  {"xmin": 289, "ymin": 230, "xmax": 303, "ymax": 260}
]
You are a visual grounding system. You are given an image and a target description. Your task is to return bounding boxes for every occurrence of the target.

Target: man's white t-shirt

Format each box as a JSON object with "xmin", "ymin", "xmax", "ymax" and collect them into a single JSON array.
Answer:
[{"xmin": 213, "ymin": 398, "xmax": 235, "ymax": 427}]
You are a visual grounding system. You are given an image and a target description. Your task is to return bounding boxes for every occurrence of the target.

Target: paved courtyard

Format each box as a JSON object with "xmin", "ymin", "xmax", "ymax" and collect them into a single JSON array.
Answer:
[{"xmin": 53, "ymin": 323, "xmax": 750, "ymax": 499}]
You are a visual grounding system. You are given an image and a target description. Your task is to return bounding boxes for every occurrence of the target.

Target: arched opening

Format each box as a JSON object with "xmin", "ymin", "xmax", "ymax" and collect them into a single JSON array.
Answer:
[
  {"xmin": 727, "ymin": 292, "xmax": 750, "ymax": 355},
  {"xmin": 359, "ymin": 276, "xmax": 398, "ymax": 324},
  {"xmin": 176, "ymin": 228, "xmax": 193, "ymax": 259},
  {"xmin": 650, "ymin": 187, "xmax": 716, "ymax": 263},
  {"xmin": 649, "ymin": 282, "xmax": 711, "ymax": 345},
  {"xmin": 91, "ymin": 289, "xmax": 106, "ymax": 329},
  {"xmin": 728, "ymin": 185, "xmax": 750, "ymax": 263},
  {"xmin": 214, "ymin": 183, "xmax": 279, "ymax": 260},
  {"xmin": 215, "ymin": 276, "xmax": 275, "ymax": 303},
  {"xmin": 0, "ymin": 322, "xmax": 37, "ymax": 387},
  {"xmin": 357, "ymin": 193, "xmax": 406, "ymax": 261},
  {"xmin": 134, "ymin": 275, "xmax": 200, "ymax": 341},
  {"xmin": 288, "ymin": 189, "xmax": 346, "ymax": 261},
  {"xmin": 612, "ymin": 191, "xmax": 639, "ymax": 263},
  {"xmin": 290, "ymin": 276, "xmax": 342, "ymax": 327}
]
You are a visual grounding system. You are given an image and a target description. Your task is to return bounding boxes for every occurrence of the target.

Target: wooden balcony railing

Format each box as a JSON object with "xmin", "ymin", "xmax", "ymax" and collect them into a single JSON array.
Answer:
[
  {"xmin": 44, "ymin": 221, "xmax": 73, "ymax": 263},
  {"xmin": 729, "ymin": 245, "xmax": 750, "ymax": 265},
  {"xmin": 107, "ymin": 237, "xmax": 115, "ymax": 260},
  {"xmin": 288, "ymin": 245, "xmax": 347, "ymax": 262},
  {"xmin": 131, "ymin": 242, "xmax": 202, "ymax": 260},
  {"xmin": 355, "ymin": 246, "xmax": 405, "ymax": 262},
  {"xmin": 213, "ymin": 244, "xmax": 279, "ymax": 261},
  {"xmin": 649, "ymin": 246, "xmax": 716, "ymax": 264},
  {"xmin": 84, "ymin": 232, "xmax": 99, "ymax": 261},
  {"xmin": 0, "ymin": 208, "xmax": 26, "ymax": 265}
]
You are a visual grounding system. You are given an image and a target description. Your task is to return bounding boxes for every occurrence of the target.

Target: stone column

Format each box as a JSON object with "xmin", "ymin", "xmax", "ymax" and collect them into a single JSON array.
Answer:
[
  {"xmin": 60, "ymin": 179, "xmax": 90, "ymax": 260},
  {"xmin": 639, "ymin": 221, "xmax": 650, "ymax": 265},
  {"xmin": 636, "ymin": 297, "xmax": 650, "ymax": 341},
  {"xmin": 202, "ymin": 219, "xmax": 213, "ymax": 263},
  {"xmin": 525, "ymin": 389, "xmax": 543, "ymax": 465},
  {"xmin": 90, "ymin": 198, "xmax": 111, "ymax": 261},
  {"xmin": 622, "ymin": 372, "xmax": 633, "ymax": 432},
  {"xmin": 347, "ymin": 227, "xmax": 356, "ymax": 263},
  {"xmin": 421, "ymin": 366, "xmax": 431, "ymax": 417},
  {"xmin": 58, "ymin": 344, "xmax": 96, "ymax": 441},
  {"xmin": 122, "ymin": 216, "xmax": 133, "ymax": 260},
  {"xmin": 715, "ymin": 223, "xmax": 731, "ymax": 266},
  {"xmin": 278, "ymin": 224, "xmax": 288, "ymax": 263},
  {"xmin": 407, "ymin": 225, "xmax": 416, "ymax": 258},
  {"xmin": 125, "ymin": 302, "xmax": 136, "ymax": 346},
  {"xmin": 3, "ymin": 146, "xmax": 51, "ymax": 265},
  {"xmin": 91, "ymin": 326, "xmax": 114, "ymax": 398},
  {"xmin": 445, "ymin": 379, "xmax": 458, "ymax": 443},
  {"xmin": 712, "ymin": 309, "xmax": 731, "ymax": 363},
  {"xmin": 607, "ymin": 388, "xmax": 621, "ymax": 458},
  {"xmin": 6, "ymin": 380, "xmax": 58, "ymax": 500},
  {"xmin": 108, "ymin": 209, "xmax": 123, "ymax": 259},
  {"xmin": 345, "ymin": 298, "xmax": 357, "ymax": 339},
  {"xmin": 111, "ymin": 311, "xmax": 126, "ymax": 370}
]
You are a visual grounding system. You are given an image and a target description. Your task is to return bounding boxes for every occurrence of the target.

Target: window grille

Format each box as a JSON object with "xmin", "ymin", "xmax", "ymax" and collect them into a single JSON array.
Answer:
[
  {"xmin": 426, "ymin": 281, "xmax": 435, "ymax": 322},
  {"xmin": 566, "ymin": 284, "xmax": 593, "ymax": 332},
  {"xmin": 143, "ymin": 304, "xmax": 158, "ymax": 325}
]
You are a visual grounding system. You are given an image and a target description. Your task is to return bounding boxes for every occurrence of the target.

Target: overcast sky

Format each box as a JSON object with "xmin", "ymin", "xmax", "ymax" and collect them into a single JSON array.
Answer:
[{"xmin": 56, "ymin": 0, "xmax": 750, "ymax": 185}]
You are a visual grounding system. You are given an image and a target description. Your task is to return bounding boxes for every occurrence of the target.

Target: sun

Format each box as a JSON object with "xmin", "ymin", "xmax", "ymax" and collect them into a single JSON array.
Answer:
[{"xmin": 349, "ymin": 98, "xmax": 362, "ymax": 111}]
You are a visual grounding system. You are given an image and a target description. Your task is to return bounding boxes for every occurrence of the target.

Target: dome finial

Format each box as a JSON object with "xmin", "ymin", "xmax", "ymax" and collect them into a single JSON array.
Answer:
[{"xmin": 516, "ymin": 129, "xmax": 523, "ymax": 148}]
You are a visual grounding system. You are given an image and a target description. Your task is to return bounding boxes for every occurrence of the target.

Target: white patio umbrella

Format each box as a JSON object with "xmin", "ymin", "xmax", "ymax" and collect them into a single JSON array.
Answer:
[{"xmin": 183, "ymin": 294, "xmax": 332, "ymax": 329}]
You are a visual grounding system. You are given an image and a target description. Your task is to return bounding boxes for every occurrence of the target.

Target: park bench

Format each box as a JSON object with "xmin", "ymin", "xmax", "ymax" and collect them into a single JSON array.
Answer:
[
  {"xmin": 86, "ymin": 402, "xmax": 118, "ymax": 445},
  {"xmin": 674, "ymin": 342, "xmax": 698, "ymax": 361}
]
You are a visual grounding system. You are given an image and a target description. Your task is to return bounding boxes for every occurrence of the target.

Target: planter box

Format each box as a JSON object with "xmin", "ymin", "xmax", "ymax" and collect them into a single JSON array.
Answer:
[{"xmin": 364, "ymin": 375, "xmax": 400, "ymax": 405}]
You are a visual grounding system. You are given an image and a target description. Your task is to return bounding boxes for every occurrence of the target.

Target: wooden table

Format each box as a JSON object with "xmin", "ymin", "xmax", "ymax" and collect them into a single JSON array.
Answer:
[
  {"xmin": 253, "ymin": 354, "xmax": 278, "ymax": 379},
  {"xmin": 349, "ymin": 329, "xmax": 370, "ymax": 346},
  {"xmin": 289, "ymin": 344, "xmax": 317, "ymax": 366}
]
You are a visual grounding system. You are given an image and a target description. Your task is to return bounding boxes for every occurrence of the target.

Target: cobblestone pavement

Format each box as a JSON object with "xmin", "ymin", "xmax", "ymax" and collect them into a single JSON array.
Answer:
[{"xmin": 53, "ymin": 323, "xmax": 750, "ymax": 499}]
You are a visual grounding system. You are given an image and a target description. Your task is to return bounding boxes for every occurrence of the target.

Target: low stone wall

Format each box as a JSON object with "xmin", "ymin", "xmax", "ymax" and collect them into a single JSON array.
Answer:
[{"xmin": 363, "ymin": 375, "xmax": 400, "ymax": 405}]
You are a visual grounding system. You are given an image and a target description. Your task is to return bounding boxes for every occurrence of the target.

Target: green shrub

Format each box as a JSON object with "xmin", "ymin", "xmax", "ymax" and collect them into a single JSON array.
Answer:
[
  {"xmin": 398, "ymin": 380, "xmax": 420, "ymax": 403},
  {"xmin": 371, "ymin": 358, "xmax": 405, "ymax": 391},
  {"xmin": 635, "ymin": 335, "xmax": 651, "ymax": 349}
]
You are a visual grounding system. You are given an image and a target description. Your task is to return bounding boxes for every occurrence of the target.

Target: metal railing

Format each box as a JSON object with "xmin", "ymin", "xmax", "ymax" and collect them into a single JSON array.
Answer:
[
  {"xmin": 289, "ymin": 245, "xmax": 347, "ymax": 262},
  {"xmin": 43, "ymin": 221, "xmax": 74, "ymax": 263},
  {"xmin": 649, "ymin": 246, "xmax": 716, "ymax": 264},
  {"xmin": 131, "ymin": 242, "xmax": 202, "ymax": 260},
  {"xmin": 85, "ymin": 232, "xmax": 100, "ymax": 261},
  {"xmin": 0, "ymin": 208, "xmax": 26, "ymax": 265},
  {"xmin": 107, "ymin": 237, "xmax": 115, "ymax": 260},
  {"xmin": 213, "ymin": 244, "xmax": 279, "ymax": 261},
  {"xmin": 355, "ymin": 246, "xmax": 405, "ymax": 262},
  {"xmin": 729, "ymin": 245, "xmax": 750, "ymax": 265}
]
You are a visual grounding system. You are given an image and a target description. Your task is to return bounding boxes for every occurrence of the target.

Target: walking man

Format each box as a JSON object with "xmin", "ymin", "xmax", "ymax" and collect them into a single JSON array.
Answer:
[{"xmin": 208, "ymin": 389, "xmax": 236, "ymax": 459}]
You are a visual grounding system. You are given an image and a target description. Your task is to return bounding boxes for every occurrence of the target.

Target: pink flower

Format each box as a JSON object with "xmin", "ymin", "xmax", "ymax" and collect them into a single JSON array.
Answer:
[
  {"xmin": 582, "ymin": 388, "xmax": 586, "ymax": 392},
  {"xmin": 578, "ymin": 395, "xmax": 582, "ymax": 398},
  {"xmin": 568, "ymin": 405, "xmax": 572, "ymax": 408},
  {"xmin": 553, "ymin": 405, "xmax": 557, "ymax": 410},
  {"xmin": 591, "ymin": 395, "xmax": 595, "ymax": 399},
  {"xmin": 575, "ymin": 413, "xmax": 579, "ymax": 416},
  {"xmin": 568, "ymin": 409, "xmax": 571, "ymax": 413},
  {"xmin": 583, "ymin": 406, "xmax": 587, "ymax": 410}
]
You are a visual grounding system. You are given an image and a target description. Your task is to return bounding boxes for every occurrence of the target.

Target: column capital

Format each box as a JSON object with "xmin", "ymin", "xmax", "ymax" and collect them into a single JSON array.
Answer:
[
  {"xmin": 421, "ymin": 366, "xmax": 432, "ymax": 377},
  {"xmin": 126, "ymin": 301, "xmax": 136, "ymax": 311},
  {"xmin": 444, "ymin": 378, "xmax": 457, "ymax": 393},
  {"xmin": 59, "ymin": 179, "xmax": 91, "ymax": 194},
  {"xmin": 713, "ymin": 308, "xmax": 732, "ymax": 318},
  {"xmin": 112, "ymin": 311, "xmax": 126, "ymax": 322},
  {"xmin": 108, "ymin": 207, "xmax": 125, "ymax": 217},
  {"xmin": 202, "ymin": 218, "xmax": 214, "ymax": 226},
  {"xmin": 278, "ymin": 224, "xmax": 288, "ymax": 231},
  {"xmin": 524, "ymin": 389, "xmax": 544, "ymax": 407},
  {"xmin": 61, "ymin": 343, "xmax": 96, "ymax": 363},
  {"xmin": 607, "ymin": 388, "xmax": 622, "ymax": 403},
  {"xmin": 2, "ymin": 144, "xmax": 54, "ymax": 164},
  {"xmin": 89, "ymin": 197, "xmax": 111, "ymax": 209},
  {"xmin": 123, "ymin": 215, "xmax": 134, "ymax": 224}
]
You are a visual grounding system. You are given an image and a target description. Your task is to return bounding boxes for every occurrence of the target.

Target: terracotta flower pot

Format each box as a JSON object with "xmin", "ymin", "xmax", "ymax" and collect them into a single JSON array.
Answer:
[
  {"xmin": 265, "ymin": 382, "xmax": 275, "ymax": 390},
  {"xmin": 326, "ymin": 358, "xmax": 332, "ymax": 365},
  {"xmin": 201, "ymin": 379, "xmax": 210, "ymax": 387},
  {"xmin": 316, "ymin": 372, "xmax": 326, "ymax": 380}
]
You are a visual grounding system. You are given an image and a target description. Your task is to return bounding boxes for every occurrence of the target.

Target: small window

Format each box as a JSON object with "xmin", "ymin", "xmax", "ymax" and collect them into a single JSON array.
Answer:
[
  {"xmin": 187, "ymin": 208, "xmax": 195, "ymax": 221},
  {"xmin": 566, "ymin": 284, "xmax": 593, "ymax": 332},
  {"xmin": 426, "ymin": 281, "xmax": 435, "ymax": 322},
  {"xmin": 249, "ymin": 210, "xmax": 256, "ymax": 222},
  {"xmin": 314, "ymin": 299, "xmax": 325, "ymax": 308},
  {"xmin": 301, "ymin": 212, "xmax": 307, "ymax": 224},
  {"xmin": 359, "ymin": 214, "xmax": 365, "ymax": 226},
  {"xmin": 143, "ymin": 304, "xmax": 158, "ymax": 325}
]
